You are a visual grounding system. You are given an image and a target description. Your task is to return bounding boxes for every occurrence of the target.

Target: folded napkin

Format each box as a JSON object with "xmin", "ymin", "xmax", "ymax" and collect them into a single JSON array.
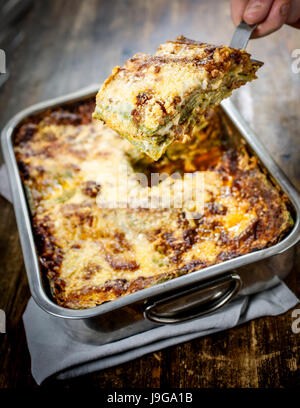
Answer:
[
  {"xmin": 23, "ymin": 283, "xmax": 298, "ymax": 385},
  {"xmin": 0, "ymin": 163, "xmax": 299, "ymax": 384}
]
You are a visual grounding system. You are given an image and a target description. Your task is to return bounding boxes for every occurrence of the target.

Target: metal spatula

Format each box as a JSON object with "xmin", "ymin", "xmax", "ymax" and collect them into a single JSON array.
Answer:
[
  {"xmin": 230, "ymin": 20, "xmax": 257, "ymax": 49},
  {"xmin": 230, "ymin": 20, "xmax": 262, "ymax": 66}
]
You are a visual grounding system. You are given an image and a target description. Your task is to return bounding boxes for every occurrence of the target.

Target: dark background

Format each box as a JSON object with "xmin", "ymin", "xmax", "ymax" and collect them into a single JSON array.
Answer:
[{"xmin": 0, "ymin": 0, "xmax": 299, "ymax": 388}]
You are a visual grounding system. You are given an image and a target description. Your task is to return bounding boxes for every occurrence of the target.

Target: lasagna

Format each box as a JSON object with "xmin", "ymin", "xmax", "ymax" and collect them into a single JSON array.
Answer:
[
  {"xmin": 14, "ymin": 100, "xmax": 293, "ymax": 309},
  {"xmin": 93, "ymin": 36, "xmax": 262, "ymax": 160}
]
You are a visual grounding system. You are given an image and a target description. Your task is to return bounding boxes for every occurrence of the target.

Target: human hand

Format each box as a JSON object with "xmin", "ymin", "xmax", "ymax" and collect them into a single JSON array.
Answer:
[{"xmin": 230, "ymin": 0, "xmax": 300, "ymax": 38}]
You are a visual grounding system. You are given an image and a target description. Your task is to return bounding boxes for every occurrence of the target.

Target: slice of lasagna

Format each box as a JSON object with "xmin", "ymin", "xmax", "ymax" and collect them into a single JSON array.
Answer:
[{"xmin": 93, "ymin": 36, "xmax": 262, "ymax": 160}]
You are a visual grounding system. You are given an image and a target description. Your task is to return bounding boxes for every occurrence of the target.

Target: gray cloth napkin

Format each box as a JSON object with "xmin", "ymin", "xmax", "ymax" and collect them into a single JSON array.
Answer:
[
  {"xmin": 0, "ymin": 164, "xmax": 299, "ymax": 384},
  {"xmin": 23, "ymin": 283, "xmax": 299, "ymax": 385}
]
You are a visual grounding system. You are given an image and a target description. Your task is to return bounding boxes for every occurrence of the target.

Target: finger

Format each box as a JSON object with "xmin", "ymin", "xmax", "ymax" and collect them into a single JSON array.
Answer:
[
  {"xmin": 288, "ymin": 18, "xmax": 300, "ymax": 28},
  {"xmin": 286, "ymin": 0, "xmax": 300, "ymax": 25},
  {"xmin": 243, "ymin": 0, "xmax": 275, "ymax": 25},
  {"xmin": 251, "ymin": 0, "xmax": 291, "ymax": 37},
  {"xmin": 230, "ymin": 0, "xmax": 249, "ymax": 26}
]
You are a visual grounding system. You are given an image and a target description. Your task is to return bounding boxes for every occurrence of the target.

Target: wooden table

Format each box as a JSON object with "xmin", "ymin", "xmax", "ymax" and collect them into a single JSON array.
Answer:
[{"xmin": 0, "ymin": 0, "xmax": 299, "ymax": 388}]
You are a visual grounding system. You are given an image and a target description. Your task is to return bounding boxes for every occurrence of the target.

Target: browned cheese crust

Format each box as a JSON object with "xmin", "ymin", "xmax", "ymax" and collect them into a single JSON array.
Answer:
[
  {"xmin": 14, "ymin": 99, "xmax": 293, "ymax": 309},
  {"xmin": 94, "ymin": 36, "xmax": 262, "ymax": 160}
]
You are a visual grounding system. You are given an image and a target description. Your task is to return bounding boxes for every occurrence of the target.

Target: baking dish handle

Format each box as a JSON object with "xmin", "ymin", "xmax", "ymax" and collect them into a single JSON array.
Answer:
[{"xmin": 144, "ymin": 273, "xmax": 242, "ymax": 324}]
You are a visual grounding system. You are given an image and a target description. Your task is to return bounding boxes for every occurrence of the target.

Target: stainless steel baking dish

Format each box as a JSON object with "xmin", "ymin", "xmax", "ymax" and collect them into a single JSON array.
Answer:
[{"xmin": 2, "ymin": 84, "xmax": 300, "ymax": 344}]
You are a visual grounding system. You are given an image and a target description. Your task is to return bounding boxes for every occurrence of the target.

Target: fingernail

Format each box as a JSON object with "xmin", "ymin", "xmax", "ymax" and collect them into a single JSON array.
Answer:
[
  {"xmin": 280, "ymin": 2, "xmax": 290, "ymax": 17},
  {"xmin": 245, "ymin": 1, "xmax": 263, "ymax": 16}
]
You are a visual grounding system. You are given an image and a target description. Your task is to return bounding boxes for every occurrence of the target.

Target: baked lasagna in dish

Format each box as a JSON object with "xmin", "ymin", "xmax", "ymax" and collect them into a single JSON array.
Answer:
[
  {"xmin": 14, "ymin": 99, "xmax": 293, "ymax": 309},
  {"xmin": 93, "ymin": 36, "xmax": 262, "ymax": 160}
]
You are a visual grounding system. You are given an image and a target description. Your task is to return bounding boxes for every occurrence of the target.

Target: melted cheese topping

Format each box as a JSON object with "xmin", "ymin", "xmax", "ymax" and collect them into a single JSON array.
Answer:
[
  {"xmin": 94, "ymin": 36, "xmax": 262, "ymax": 160},
  {"xmin": 14, "ymin": 103, "xmax": 292, "ymax": 309}
]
